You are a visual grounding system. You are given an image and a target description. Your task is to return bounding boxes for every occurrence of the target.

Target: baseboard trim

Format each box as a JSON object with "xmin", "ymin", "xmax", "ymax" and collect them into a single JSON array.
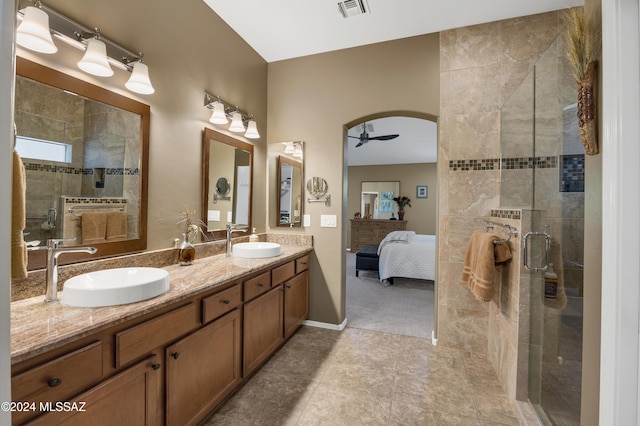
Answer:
[{"xmin": 303, "ymin": 318, "xmax": 348, "ymax": 331}]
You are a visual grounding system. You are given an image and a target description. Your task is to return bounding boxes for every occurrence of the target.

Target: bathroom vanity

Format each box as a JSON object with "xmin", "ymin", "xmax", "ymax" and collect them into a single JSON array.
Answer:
[{"xmin": 10, "ymin": 246, "xmax": 311, "ymax": 425}]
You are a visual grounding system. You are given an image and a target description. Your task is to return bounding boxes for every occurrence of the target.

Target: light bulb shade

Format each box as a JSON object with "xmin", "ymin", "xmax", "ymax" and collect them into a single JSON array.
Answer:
[
  {"xmin": 16, "ymin": 6, "xmax": 57, "ymax": 54},
  {"xmin": 209, "ymin": 101, "xmax": 228, "ymax": 124},
  {"xmin": 244, "ymin": 120, "xmax": 260, "ymax": 139},
  {"xmin": 293, "ymin": 143, "xmax": 303, "ymax": 158},
  {"xmin": 284, "ymin": 142, "xmax": 295, "ymax": 154},
  {"xmin": 125, "ymin": 61, "xmax": 155, "ymax": 94},
  {"xmin": 229, "ymin": 112, "xmax": 245, "ymax": 133},
  {"xmin": 78, "ymin": 38, "xmax": 113, "ymax": 77}
]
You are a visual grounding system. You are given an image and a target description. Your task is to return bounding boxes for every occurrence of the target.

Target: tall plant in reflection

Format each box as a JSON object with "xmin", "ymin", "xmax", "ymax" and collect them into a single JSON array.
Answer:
[{"xmin": 177, "ymin": 209, "xmax": 206, "ymax": 265}]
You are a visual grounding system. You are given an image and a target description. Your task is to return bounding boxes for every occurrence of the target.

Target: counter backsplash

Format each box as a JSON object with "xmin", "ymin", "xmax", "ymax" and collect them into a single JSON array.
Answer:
[{"xmin": 11, "ymin": 232, "xmax": 312, "ymax": 302}]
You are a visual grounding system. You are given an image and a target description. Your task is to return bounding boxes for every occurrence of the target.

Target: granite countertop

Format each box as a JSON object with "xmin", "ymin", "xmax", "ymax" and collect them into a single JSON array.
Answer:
[{"xmin": 10, "ymin": 245, "xmax": 312, "ymax": 365}]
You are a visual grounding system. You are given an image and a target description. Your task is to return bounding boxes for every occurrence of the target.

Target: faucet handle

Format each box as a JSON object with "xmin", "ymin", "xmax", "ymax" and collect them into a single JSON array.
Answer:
[{"xmin": 46, "ymin": 238, "xmax": 77, "ymax": 248}]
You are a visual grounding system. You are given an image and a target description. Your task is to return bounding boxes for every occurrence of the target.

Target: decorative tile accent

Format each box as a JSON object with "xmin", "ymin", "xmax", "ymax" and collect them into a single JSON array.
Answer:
[
  {"xmin": 449, "ymin": 156, "xmax": 557, "ymax": 172},
  {"xmin": 23, "ymin": 162, "xmax": 139, "ymax": 176},
  {"xmin": 490, "ymin": 209, "xmax": 521, "ymax": 220},
  {"xmin": 559, "ymin": 154, "xmax": 584, "ymax": 193},
  {"xmin": 63, "ymin": 197, "xmax": 128, "ymax": 206}
]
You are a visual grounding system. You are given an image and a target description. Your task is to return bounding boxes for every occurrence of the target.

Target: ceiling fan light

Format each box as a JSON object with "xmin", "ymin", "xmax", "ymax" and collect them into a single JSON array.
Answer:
[
  {"xmin": 244, "ymin": 119, "xmax": 260, "ymax": 139},
  {"xmin": 16, "ymin": 6, "xmax": 58, "ymax": 54},
  {"xmin": 209, "ymin": 101, "xmax": 228, "ymax": 124},
  {"xmin": 125, "ymin": 61, "xmax": 155, "ymax": 94},
  {"xmin": 78, "ymin": 38, "xmax": 113, "ymax": 77},
  {"xmin": 228, "ymin": 112, "xmax": 245, "ymax": 132}
]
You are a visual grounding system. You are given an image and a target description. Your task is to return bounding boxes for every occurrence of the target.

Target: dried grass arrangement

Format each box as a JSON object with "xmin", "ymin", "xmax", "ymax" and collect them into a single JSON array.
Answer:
[{"xmin": 565, "ymin": 7, "xmax": 601, "ymax": 155}]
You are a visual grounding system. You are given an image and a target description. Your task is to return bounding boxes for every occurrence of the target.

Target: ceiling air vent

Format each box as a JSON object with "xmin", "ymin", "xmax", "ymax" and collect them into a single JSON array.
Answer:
[{"xmin": 338, "ymin": 0, "xmax": 368, "ymax": 18}]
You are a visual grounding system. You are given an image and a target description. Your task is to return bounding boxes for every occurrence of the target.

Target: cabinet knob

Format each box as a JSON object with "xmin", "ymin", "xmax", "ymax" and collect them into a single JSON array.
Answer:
[
  {"xmin": 300, "ymin": 261, "xmax": 308, "ymax": 265},
  {"xmin": 171, "ymin": 352, "xmax": 180, "ymax": 360},
  {"xmin": 222, "ymin": 299, "xmax": 230, "ymax": 304},
  {"xmin": 257, "ymin": 283, "xmax": 264, "ymax": 287},
  {"xmin": 152, "ymin": 363, "xmax": 161, "ymax": 371},
  {"xmin": 286, "ymin": 285, "xmax": 292, "ymax": 289},
  {"xmin": 47, "ymin": 378, "xmax": 62, "ymax": 388}
]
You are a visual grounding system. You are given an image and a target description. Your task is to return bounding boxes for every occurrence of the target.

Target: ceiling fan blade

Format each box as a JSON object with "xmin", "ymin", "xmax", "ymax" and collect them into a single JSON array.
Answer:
[
  {"xmin": 347, "ymin": 135, "xmax": 361, "ymax": 139},
  {"xmin": 367, "ymin": 134, "xmax": 399, "ymax": 141},
  {"xmin": 355, "ymin": 140, "xmax": 366, "ymax": 147}
]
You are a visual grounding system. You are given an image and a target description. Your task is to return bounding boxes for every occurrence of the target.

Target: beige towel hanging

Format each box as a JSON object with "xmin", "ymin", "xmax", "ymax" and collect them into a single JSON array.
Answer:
[
  {"xmin": 461, "ymin": 230, "xmax": 513, "ymax": 302},
  {"xmin": 81, "ymin": 212, "xmax": 107, "ymax": 244},
  {"xmin": 106, "ymin": 211, "xmax": 128, "ymax": 240},
  {"xmin": 11, "ymin": 150, "xmax": 28, "ymax": 280}
]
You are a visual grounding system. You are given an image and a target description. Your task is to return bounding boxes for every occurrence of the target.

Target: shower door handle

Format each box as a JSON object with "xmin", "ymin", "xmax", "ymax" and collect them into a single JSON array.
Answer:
[{"xmin": 523, "ymin": 231, "xmax": 551, "ymax": 272}]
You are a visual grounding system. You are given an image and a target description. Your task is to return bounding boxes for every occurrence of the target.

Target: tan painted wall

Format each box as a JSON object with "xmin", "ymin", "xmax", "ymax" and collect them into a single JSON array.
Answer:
[
  {"xmin": 346, "ymin": 163, "xmax": 437, "ymax": 244},
  {"xmin": 267, "ymin": 34, "xmax": 441, "ymax": 324},
  {"xmin": 16, "ymin": 0, "xmax": 268, "ymax": 250}
]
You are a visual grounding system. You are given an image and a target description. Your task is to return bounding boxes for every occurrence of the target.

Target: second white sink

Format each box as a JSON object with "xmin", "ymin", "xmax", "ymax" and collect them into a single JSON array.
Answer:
[
  {"xmin": 61, "ymin": 267, "xmax": 170, "ymax": 308},
  {"xmin": 232, "ymin": 242, "xmax": 282, "ymax": 258}
]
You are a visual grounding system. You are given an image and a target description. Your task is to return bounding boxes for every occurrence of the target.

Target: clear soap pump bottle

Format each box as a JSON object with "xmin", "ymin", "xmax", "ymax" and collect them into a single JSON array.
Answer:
[
  {"xmin": 544, "ymin": 263, "xmax": 558, "ymax": 299},
  {"xmin": 249, "ymin": 227, "xmax": 259, "ymax": 242}
]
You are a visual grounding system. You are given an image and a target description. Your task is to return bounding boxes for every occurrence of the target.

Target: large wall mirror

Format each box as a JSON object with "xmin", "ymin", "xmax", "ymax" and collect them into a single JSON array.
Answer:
[
  {"xmin": 360, "ymin": 181, "xmax": 400, "ymax": 219},
  {"xmin": 277, "ymin": 155, "xmax": 303, "ymax": 227},
  {"xmin": 15, "ymin": 57, "xmax": 149, "ymax": 270},
  {"xmin": 201, "ymin": 127, "xmax": 253, "ymax": 240}
]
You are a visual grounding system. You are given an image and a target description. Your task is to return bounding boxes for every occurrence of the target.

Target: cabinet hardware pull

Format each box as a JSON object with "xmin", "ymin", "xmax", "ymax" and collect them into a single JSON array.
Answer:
[
  {"xmin": 47, "ymin": 378, "xmax": 62, "ymax": 387},
  {"xmin": 300, "ymin": 262, "xmax": 308, "ymax": 265},
  {"xmin": 222, "ymin": 299, "xmax": 230, "ymax": 304},
  {"xmin": 257, "ymin": 283, "xmax": 264, "ymax": 287},
  {"xmin": 286, "ymin": 285, "xmax": 292, "ymax": 289},
  {"xmin": 171, "ymin": 352, "xmax": 180, "ymax": 360},
  {"xmin": 152, "ymin": 363, "xmax": 161, "ymax": 370}
]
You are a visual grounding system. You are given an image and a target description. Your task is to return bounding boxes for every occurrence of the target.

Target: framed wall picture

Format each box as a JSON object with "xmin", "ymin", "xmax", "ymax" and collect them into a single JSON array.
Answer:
[{"xmin": 416, "ymin": 185, "xmax": 428, "ymax": 198}]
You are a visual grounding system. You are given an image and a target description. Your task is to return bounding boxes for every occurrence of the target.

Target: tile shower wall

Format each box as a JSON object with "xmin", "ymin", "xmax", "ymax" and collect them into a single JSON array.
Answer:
[{"xmin": 438, "ymin": 11, "xmax": 566, "ymax": 401}]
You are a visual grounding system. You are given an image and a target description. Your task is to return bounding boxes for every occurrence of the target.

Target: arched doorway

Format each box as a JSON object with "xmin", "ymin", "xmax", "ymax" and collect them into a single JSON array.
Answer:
[{"xmin": 342, "ymin": 111, "xmax": 438, "ymax": 341}]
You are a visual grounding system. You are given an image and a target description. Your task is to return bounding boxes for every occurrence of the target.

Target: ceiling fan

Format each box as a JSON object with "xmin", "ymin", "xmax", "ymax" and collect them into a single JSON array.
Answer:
[{"xmin": 348, "ymin": 122, "xmax": 399, "ymax": 147}]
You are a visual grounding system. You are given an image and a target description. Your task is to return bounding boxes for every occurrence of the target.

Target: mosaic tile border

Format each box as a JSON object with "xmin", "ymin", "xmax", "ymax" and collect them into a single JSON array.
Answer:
[
  {"xmin": 560, "ymin": 154, "xmax": 585, "ymax": 193},
  {"xmin": 449, "ymin": 156, "xmax": 557, "ymax": 171},
  {"xmin": 63, "ymin": 197, "xmax": 128, "ymax": 205},
  {"xmin": 490, "ymin": 209, "xmax": 521, "ymax": 220},
  {"xmin": 24, "ymin": 162, "xmax": 140, "ymax": 176}
]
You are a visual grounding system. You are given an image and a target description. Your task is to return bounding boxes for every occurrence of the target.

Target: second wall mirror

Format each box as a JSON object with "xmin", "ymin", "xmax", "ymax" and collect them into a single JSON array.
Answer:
[
  {"xmin": 277, "ymin": 155, "xmax": 303, "ymax": 227},
  {"xmin": 201, "ymin": 127, "xmax": 253, "ymax": 240}
]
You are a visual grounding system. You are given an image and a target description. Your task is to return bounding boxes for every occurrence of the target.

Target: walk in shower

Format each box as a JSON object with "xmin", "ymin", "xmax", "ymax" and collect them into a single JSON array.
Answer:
[{"xmin": 500, "ymin": 32, "xmax": 584, "ymax": 425}]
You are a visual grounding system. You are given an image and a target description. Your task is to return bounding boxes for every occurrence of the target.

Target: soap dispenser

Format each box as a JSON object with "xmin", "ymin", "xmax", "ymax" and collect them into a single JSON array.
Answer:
[
  {"xmin": 544, "ymin": 263, "xmax": 558, "ymax": 299},
  {"xmin": 249, "ymin": 227, "xmax": 259, "ymax": 242}
]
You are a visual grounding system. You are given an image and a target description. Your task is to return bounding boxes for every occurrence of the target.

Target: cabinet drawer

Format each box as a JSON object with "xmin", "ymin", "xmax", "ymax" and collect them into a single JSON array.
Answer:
[
  {"xmin": 203, "ymin": 283, "xmax": 242, "ymax": 324},
  {"xmin": 296, "ymin": 255, "xmax": 310, "ymax": 273},
  {"xmin": 12, "ymin": 341, "xmax": 104, "ymax": 404},
  {"xmin": 244, "ymin": 271, "xmax": 271, "ymax": 301},
  {"xmin": 272, "ymin": 261, "xmax": 295, "ymax": 286},
  {"xmin": 116, "ymin": 303, "xmax": 197, "ymax": 367}
]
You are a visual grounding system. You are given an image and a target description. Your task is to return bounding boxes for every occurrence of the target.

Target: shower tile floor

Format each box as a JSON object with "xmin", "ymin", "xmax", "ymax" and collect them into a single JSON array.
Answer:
[{"xmin": 203, "ymin": 326, "xmax": 519, "ymax": 425}]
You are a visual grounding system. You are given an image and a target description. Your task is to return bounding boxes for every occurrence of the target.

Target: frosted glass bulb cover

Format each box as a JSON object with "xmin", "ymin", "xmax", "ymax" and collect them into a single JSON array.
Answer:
[
  {"xmin": 78, "ymin": 38, "xmax": 113, "ymax": 77},
  {"xmin": 284, "ymin": 142, "xmax": 295, "ymax": 154},
  {"xmin": 125, "ymin": 62, "xmax": 155, "ymax": 94},
  {"xmin": 209, "ymin": 102, "xmax": 228, "ymax": 124},
  {"xmin": 244, "ymin": 120, "xmax": 260, "ymax": 139},
  {"xmin": 16, "ymin": 6, "xmax": 57, "ymax": 54},
  {"xmin": 229, "ymin": 112, "xmax": 245, "ymax": 132}
]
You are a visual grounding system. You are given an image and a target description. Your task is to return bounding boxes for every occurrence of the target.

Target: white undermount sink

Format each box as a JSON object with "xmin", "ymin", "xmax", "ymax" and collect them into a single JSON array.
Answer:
[
  {"xmin": 61, "ymin": 267, "xmax": 170, "ymax": 308},
  {"xmin": 232, "ymin": 242, "xmax": 282, "ymax": 259}
]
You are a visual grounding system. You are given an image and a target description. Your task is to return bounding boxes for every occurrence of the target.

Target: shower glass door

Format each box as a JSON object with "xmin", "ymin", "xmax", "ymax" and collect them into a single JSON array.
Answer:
[{"xmin": 501, "ymin": 33, "xmax": 585, "ymax": 425}]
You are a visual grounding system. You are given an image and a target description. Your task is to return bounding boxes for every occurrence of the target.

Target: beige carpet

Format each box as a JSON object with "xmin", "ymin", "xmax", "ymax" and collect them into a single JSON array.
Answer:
[{"xmin": 345, "ymin": 252, "xmax": 435, "ymax": 339}]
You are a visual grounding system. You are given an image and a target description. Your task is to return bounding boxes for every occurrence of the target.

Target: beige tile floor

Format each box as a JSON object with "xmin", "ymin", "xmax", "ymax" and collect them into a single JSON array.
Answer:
[{"xmin": 203, "ymin": 326, "xmax": 519, "ymax": 425}]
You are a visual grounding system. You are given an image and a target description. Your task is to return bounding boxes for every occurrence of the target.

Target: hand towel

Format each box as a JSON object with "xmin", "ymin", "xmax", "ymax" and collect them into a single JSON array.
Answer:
[
  {"xmin": 81, "ymin": 212, "xmax": 107, "ymax": 244},
  {"xmin": 461, "ymin": 230, "xmax": 513, "ymax": 302},
  {"xmin": 106, "ymin": 211, "xmax": 128, "ymax": 240},
  {"xmin": 11, "ymin": 150, "xmax": 28, "ymax": 280}
]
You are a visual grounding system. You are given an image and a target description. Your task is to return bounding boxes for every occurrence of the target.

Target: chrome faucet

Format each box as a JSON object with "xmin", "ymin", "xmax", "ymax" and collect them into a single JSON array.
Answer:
[
  {"xmin": 29, "ymin": 239, "xmax": 98, "ymax": 302},
  {"xmin": 226, "ymin": 224, "xmax": 248, "ymax": 257}
]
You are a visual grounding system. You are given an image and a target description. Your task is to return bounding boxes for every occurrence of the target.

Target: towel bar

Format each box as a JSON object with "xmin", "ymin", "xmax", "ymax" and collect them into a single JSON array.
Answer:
[{"xmin": 485, "ymin": 220, "xmax": 518, "ymax": 244}]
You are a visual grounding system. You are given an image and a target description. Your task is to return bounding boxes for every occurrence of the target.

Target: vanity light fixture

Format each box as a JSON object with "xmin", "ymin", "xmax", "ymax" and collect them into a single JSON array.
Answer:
[
  {"xmin": 283, "ymin": 141, "xmax": 295, "ymax": 154},
  {"xmin": 282, "ymin": 141, "xmax": 303, "ymax": 159},
  {"xmin": 16, "ymin": 1, "xmax": 57, "ymax": 54},
  {"xmin": 16, "ymin": 1, "xmax": 155, "ymax": 94},
  {"xmin": 204, "ymin": 91, "xmax": 260, "ymax": 139},
  {"xmin": 77, "ymin": 33, "xmax": 113, "ymax": 77}
]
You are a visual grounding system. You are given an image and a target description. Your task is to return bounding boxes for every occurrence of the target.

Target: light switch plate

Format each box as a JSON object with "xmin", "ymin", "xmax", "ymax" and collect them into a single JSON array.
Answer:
[
  {"xmin": 208, "ymin": 210, "xmax": 220, "ymax": 221},
  {"xmin": 227, "ymin": 211, "xmax": 233, "ymax": 222},
  {"xmin": 303, "ymin": 214, "xmax": 311, "ymax": 227},
  {"xmin": 320, "ymin": 214, "xmax": 337, "ymax": 227}
]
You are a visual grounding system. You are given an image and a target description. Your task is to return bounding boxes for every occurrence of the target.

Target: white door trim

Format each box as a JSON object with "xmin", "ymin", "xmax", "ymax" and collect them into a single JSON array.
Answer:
[{"xmin": 600, "ymin": 0, "xmax": 640, "ymax": 423}]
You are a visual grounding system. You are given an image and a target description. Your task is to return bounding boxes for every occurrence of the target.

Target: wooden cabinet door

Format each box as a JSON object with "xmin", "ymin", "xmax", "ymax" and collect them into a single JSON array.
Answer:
[
  {"xmin": 283, "ymin": 270, "xmax": 310, "ymax": 339},
  {"xmin": 26, "ymin": 356, "xmax": 161, "ymax": 426},
  {"xmin": 165, "ymin": 309, "xmax": 242, "ymax": 426},
  {"xmin": 243, "ymin": 285, "xmax": 284, "ymax": 377}
]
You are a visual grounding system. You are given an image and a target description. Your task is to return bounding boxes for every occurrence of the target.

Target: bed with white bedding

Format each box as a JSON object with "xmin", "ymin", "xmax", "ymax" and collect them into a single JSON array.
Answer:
[{"xmin": 377, "ymin": 231, "xmax": 436, "ymax": 283}]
